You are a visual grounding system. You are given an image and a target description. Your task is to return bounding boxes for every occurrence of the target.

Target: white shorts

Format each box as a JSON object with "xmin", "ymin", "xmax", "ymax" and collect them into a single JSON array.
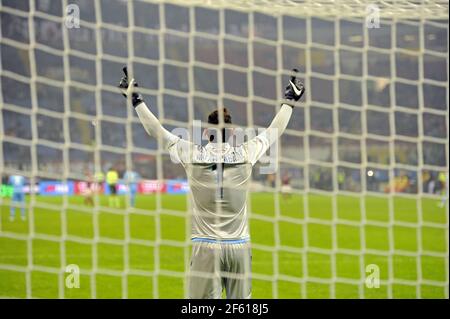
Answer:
[{"xmin": 188, "ymin": 240, "xmax": 252, "ymax": 299}]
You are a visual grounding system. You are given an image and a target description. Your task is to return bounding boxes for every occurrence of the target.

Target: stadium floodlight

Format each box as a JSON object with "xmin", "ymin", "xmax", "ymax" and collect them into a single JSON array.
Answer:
[{"xmin": 0, "ymin": 0, "xmax": 448, "ymax": 299}]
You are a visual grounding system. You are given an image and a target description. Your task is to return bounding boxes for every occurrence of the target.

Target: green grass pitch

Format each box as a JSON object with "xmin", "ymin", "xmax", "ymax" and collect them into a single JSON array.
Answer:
[{"xmin": 0, "ymin": 193, "xmax": 447, "ymax": 299}]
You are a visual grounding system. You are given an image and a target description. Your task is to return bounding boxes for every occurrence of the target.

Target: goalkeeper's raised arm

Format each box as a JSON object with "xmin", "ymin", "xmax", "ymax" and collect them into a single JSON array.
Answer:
[
  {"xmin": 244, "ymin": 68, "xmax": 305, "ymax": 165},
  {"xmin": 261, "ymin": 68, "xmax": 305, "ymax": 145},
  {"xmin": 118, "ymin": 67, "xmax": 181, "ymax": 150}
]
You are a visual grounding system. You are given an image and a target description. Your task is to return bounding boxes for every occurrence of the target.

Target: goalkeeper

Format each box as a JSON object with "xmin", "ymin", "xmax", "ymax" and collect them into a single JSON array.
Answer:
[{"xmin": 119, "ymin": 67, "xmax": 304, "ymax": 299}]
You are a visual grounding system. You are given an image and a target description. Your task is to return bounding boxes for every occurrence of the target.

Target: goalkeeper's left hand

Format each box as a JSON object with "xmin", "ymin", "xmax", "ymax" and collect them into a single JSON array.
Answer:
[
  {"xmin": 284, "ymin": 68, "xmax": 305, "ymax": 107},
  {"xmin": 118, "ymin": 66, "xmax": 144, "ymax": 108}
]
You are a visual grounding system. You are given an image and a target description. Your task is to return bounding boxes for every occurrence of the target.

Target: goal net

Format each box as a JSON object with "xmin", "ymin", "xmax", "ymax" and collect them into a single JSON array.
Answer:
[{"xmin": 0, "ymin": 0, "xmax": 448, "ymax": 299}]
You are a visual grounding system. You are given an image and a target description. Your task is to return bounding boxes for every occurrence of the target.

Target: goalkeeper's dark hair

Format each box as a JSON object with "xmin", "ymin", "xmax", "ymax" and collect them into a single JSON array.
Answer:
[
  {"xmin": 207, "ymin": 108, "xmax": 232, "ymax": 125},
  {"xmin": 207, "ymin": 108, "xmax": 232, "ymax": 142}
]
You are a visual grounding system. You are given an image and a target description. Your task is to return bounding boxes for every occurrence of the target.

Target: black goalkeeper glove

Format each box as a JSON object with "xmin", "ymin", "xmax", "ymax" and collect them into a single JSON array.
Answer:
[
  {"xmin": 284, "ymin": 68, "xmax": 305, "ymax": 107},
  {"xmin": 118, "ymin": 66, "xmax": 144, "ymax": 108}
]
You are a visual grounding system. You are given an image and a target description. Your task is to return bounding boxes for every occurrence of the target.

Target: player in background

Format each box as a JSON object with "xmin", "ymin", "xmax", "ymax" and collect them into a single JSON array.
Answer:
[
  {"xmin": 94, "ymin": 170, "xmax": 105, "ymax": 199},
  {"xmin": 119, "ymin": 66, "xmax": 305, "ymax": 299},
  {"xmin": 337, "ymin": 170, "xmax": 345, "ymax": 190},
  {"xmin": 438, "ymin": 171, "xmax": 447, "ymax": 208},
  {"xmin": 123, "ymin": 168, "xmax": 140, "ymax": 207},
  {"xmin": 8, "ymin": 174, "xmax": 26, "ymax": 221},
  {"xmin": 83, "ymin": 169, "xmax": 94, "ymax": 207},
  {"xmin": 280, "ymin": 171, "xmax": 292, "ymax": 199},
  {"xmin": 106, "ymin": 167, "xmax": 120, "ymax": 208}
]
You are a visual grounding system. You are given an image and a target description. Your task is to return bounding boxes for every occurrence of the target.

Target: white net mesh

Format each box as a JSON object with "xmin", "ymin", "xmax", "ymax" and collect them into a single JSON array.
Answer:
[
  {"xmin": 0, "ymin": 0, "xmax": 448, "ymax": 298},
  {"xmin": 162, "ymin": 0, "xmax": 450, "ymax": 19}
]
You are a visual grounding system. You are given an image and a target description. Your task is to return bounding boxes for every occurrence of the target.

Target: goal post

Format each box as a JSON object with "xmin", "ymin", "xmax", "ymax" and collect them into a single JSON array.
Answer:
[{"xmin": 0, "ymin": 0, "xmax": 448, "ymax": 299}]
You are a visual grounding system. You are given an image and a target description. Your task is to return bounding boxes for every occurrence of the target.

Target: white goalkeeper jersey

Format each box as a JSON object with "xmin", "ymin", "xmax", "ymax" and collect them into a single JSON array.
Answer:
[
  {"xmin": 134, "ymin": 103, "xmax": 293, "ymax": 242},
  {"xmin": 169, "ymin": 139, "xmax": 268, "ymax": 241}
]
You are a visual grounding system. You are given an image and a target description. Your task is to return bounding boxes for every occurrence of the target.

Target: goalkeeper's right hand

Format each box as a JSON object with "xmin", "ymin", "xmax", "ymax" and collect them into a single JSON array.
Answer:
[{"xmin": 118, "ymin": 66, "xmax": 144, "ymax": 108}]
